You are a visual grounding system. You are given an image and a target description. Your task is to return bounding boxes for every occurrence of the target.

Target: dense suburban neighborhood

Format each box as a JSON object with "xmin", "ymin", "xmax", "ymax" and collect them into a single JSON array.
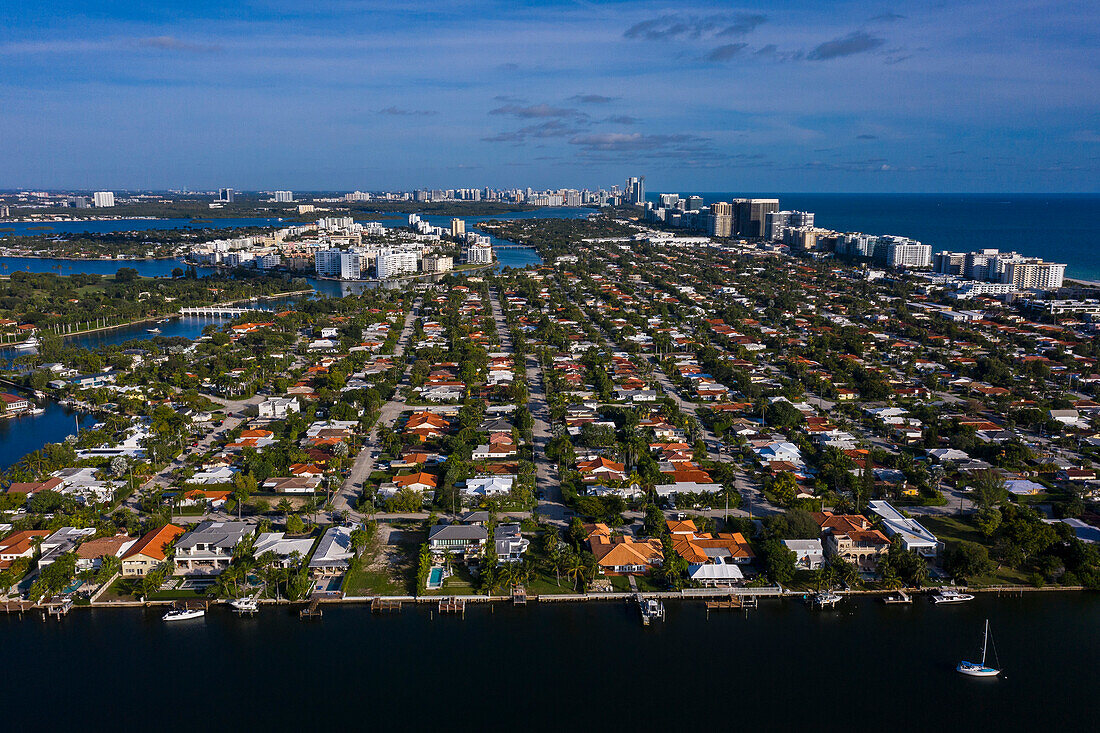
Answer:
[{"xmin": 3, "ymin": 202, "xmax": 1100, "ymax": 622}]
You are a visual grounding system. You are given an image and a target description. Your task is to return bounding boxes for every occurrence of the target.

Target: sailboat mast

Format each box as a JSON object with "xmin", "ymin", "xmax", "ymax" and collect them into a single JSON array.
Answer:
[{"xmin": 981, "ymin": 619, "xmax": 989, "ymax": 666}]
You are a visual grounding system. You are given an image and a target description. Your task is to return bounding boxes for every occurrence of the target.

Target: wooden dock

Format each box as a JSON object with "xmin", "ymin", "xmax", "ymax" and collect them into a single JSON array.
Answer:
[
  {"xmin": 371, "ymin": 597, "xmax": 402, "ymax": 613},
  {"xmin": 1, "ymin": 600, "xmax": 36, "ymax": 617},
  {"xmin": 511, "ymin": 586, "xmax": 527, "ymax": 605},
  {"xmin": 43, "ymin": 597, "xmax": 74, "ymax": 620},
  {"xmin": 299, "ymin": 598, "xmax": 323, "ymax": 620},
  {"xmin": 438, "ymin": 597, "xmax": 465, "ymax": 615},
  {"xmin": 704, "ymin": 594, "xmax": 757, "ymax": 614}
]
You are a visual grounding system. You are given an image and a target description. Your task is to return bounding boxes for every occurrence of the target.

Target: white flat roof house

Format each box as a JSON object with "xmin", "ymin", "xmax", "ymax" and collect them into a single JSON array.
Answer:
[
  {"xmin": 782, "ymin": 539, "xmax": 825, "ymax": 569},
  {"xmin": 868, "ymin": 500, "xmax": 939, "ymax": 557}
]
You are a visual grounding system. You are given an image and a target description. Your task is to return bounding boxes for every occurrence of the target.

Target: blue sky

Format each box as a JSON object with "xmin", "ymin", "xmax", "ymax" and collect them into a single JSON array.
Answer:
[{"xmin": 0, "ymin": 0, "xmax": 1097, "ymax": 192}]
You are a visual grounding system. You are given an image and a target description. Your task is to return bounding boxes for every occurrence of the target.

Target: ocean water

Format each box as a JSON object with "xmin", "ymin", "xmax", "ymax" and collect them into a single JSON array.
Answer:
[{"xmin": 695, "ymin": 193, "xmax": 1100, "ymax": 282}]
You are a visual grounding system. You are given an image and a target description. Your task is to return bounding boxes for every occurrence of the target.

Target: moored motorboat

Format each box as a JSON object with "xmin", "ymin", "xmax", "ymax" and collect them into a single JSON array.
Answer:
[
  {"xmin": 638, "ymin": 596, "xmax": 665, "ymax": 625},
  {"xmin": 934, "ymin": 589, "xmax": 975, "ymax": 604},
  {"xmin": 230, "ymin": 597, "xmax": 259, "ymax": 613},
  {"xmin": 812, "ymin": 591, "xmax": 843, "ymax": 608},
  {"xmin": 163, "ymin": 608, "xmax": 204, "ymax": 622}
]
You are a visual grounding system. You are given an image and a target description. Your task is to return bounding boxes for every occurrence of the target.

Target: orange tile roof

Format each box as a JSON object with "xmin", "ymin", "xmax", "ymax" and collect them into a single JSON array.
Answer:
[
  {"xmin": 122, "ymin": 524, "xmax": 184, "ymax": 562},
  {"xmin": 395, "ymin": 471, "xmax": 438, "ymax": 489}
]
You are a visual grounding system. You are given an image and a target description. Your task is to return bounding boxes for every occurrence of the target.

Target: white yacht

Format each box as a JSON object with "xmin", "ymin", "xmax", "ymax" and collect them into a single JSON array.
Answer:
[
  {"xmin": 812, "ymin": 591, "xmax": 843, "ymax": 608},
  {"xmin": 957, "ymin": 619, "xmax": 1001, "ymax": 677},
  {"xmin": 162, "ymin": 608, "xmax": 204, "ymax": 622},
  {"xmin": 230, "ymin": 597, "xmax": 259, "ymax": 613},
  {"xmin": 638, "ymin": 596, "xmax": 665, "ymax": 625},
  {"xmin": 934, "ymin": 589, "xmax": 976, "ymax": 604},
  {"xmin": 13, "ymin": 337, "xmax": 39, "ymax": 351}
]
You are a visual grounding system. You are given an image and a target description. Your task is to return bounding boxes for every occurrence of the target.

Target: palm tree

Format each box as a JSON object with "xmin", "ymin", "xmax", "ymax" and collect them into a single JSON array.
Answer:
[
  {"xmin": 302, "ymin": 498, "xmax": 320, "ymax": 526},
  {"xmin": 566, "ymin": 555, "xmax": 587, "ymax": 592},
  {"xmin": 276, "ymin": 498, "xmax": 293, "ymax": 527}
]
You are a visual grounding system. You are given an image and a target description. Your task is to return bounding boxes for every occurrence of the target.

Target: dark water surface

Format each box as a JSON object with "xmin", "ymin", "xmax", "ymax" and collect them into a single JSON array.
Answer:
[
  {"xmin": 0, "ymin": 398, "xmax": 97, "ymax": 471},
  {"xmin": 2, "ymin": 594, "xmax": 1096, "ymax": 732}
]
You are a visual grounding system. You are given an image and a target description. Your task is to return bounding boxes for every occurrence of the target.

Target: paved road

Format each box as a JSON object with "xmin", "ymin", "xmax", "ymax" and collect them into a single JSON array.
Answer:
[
  {"xmin": 488, "ymin": 287, "xmax": 568, "ymax": 524},
  {"xmin": 331, "ymin": 299, "xmax": 421, "ymax": 518}
]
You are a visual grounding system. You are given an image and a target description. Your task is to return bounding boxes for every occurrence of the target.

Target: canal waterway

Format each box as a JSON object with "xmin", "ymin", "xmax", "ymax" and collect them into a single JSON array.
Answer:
[
  {"xmin": 2, "ymin": 593, "xmax": 1096, "ymax": 731},
  {"xmin": 0, "ymin": 216, "xmax": 290, "ymax": 237},
  {"xmin": 0, "ymin": 397, "xmax": 97, "ymax": 471}
]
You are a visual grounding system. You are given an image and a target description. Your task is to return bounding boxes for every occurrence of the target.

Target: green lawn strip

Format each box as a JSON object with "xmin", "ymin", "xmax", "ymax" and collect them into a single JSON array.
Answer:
[
  {"xmin": 920, "ymin": 516, "xmax": 1033, "ymax": 586},
  {"xmin": 343, "ymin": 566, "xmax": 404, "ymax": 596}
]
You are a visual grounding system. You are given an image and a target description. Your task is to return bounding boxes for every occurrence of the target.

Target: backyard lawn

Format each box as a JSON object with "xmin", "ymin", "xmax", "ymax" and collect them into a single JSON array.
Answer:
[{"xmin": 920, "ymin": 515, "xmax": 1032, "ymax": 586}]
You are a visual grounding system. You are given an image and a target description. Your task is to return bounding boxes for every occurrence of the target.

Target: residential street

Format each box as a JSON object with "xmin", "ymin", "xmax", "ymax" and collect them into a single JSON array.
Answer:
[
  {"xmin": 330, "ymin": 297, "xmax": 421, "ymax": 519},
  {"xmin": 487, "ymin": 287, "xmax": 568, "ymax": 524}
]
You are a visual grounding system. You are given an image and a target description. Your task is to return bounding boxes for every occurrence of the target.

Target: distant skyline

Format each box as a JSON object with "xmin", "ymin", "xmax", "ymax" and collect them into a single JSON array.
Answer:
[{"xmin": 1, "ymin": 0, "xmax": 1097, "ymax": 192}]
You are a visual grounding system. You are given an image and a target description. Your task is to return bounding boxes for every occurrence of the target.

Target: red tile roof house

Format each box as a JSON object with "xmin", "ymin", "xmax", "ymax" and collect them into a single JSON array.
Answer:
[
  {"xmin": 5, "ymin": 477, "xmax": 63, "ymax": 496},
  {"xmin": 577, "ymin": 457, "xmax": 627, "ymax": 483},
  {"xmin": 121, "ymin": 524, "xmax": 185, "ymax": 577},
  {"xmin": 0, "ymin": 393, "xmax": 32, "ymax": 414},
  {"xmin": 75, "ymin": 534, "xmax": 136, "ymax": 572},
  {"xmin": 0, "ymin": 529, "xmax": 50, "ymax": 569}
]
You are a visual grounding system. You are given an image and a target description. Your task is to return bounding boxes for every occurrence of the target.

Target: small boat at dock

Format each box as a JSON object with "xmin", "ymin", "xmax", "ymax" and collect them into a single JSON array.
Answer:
[
  {"xmin": 638, "ymin": 596, "xmax": 665, "ymax": 625},
  {"xmin": 230, "ymin": 597, "xmax": 259, "ymax": 614},
  {"xmin": 934, "ymin": 589, "xmax": 975, "ymax": 604},
  {"xmin": 882, "ymin": 591, "xmax": 912, "ymax": 604},
  {"xmin": 163, "ymin": 608, "xmax": 204, "ymax": 622},
  {"xmin": 812, "ymin": 591, "xmax": 843, "ymax": 608}
]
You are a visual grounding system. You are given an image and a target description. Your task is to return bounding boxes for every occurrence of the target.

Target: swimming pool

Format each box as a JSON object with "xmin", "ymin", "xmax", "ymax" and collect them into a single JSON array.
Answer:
[{"xmin": 427, "ymin": 567, "xmax": 443, "ymax": 590}]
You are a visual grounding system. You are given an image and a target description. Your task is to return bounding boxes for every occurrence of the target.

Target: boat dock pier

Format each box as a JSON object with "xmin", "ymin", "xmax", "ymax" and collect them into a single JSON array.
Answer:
[
  {"xmin": 704, "ymin": 594, "xmax": 759, "ymax": 615},
  {"xmin": 42, "ymin": 597, "xmax": 74, "ymax": 621},
  {"xmin": 438, "ymin": 597, "xmax": 466, "ymax": 616},
  {"xmin": 371, "ymin": 598, "xmax": 402, "ymax": 613},
  {"xmin": 179, "ymin": 306, "xmax": 260, "ymax": 318},
  {"xmin": 299, "ymin": 598, "xmax": 323, "ymax": 620},
  {"xmin": 1, "ymin": 600, "xmax": 36, "ymax": 618}
]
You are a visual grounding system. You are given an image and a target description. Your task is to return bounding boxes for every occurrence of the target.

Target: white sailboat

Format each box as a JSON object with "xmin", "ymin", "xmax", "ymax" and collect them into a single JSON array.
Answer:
[{"xmin": 957, "ymin": 619, "xmax": 1001, "ymax": 677}]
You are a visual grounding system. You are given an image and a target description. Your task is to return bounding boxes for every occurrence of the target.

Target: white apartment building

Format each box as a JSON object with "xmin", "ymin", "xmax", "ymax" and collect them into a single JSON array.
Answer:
[
  {"xmin": 92, "ymin": 191, "xmax": 115, "ymax": 207},
  {"xmin": 1002, "ymin": 260, "xmax": 1066, "ymax": 290},
  {"xmin": 256, "ymin": 253, "xmax": 282, "ymax": 269},
  {"xmin": 765, "ymin": 210, "xmax": 815, "ymax": 241},
  {"xmin": 450, "ymin": 218, "xmax": 465, "ymax": 237},
  {"xmin": 274, "ymin": 191, "xmax": 294, "ymax": 202},
  {"xmin": 318, "ymin": 216, "xmax": 355, "ymax": 231},
  {"xmin": 884, "ymin": 240, "xmax": 932, "ymax": 269},
  {"xmin": 422, "ymin": 255, "xmax": 453, "ymax": 273},
  {"xmin": 466, "ymin": 244, "xmax": 493, "ymax": 264},
  {"xmin": 315, "ymin": 249, "xmax": 362, "ymax": 280},
  {"xmin": 376, "ymin": 247, "xmax": 419, "ymax": 278}
]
